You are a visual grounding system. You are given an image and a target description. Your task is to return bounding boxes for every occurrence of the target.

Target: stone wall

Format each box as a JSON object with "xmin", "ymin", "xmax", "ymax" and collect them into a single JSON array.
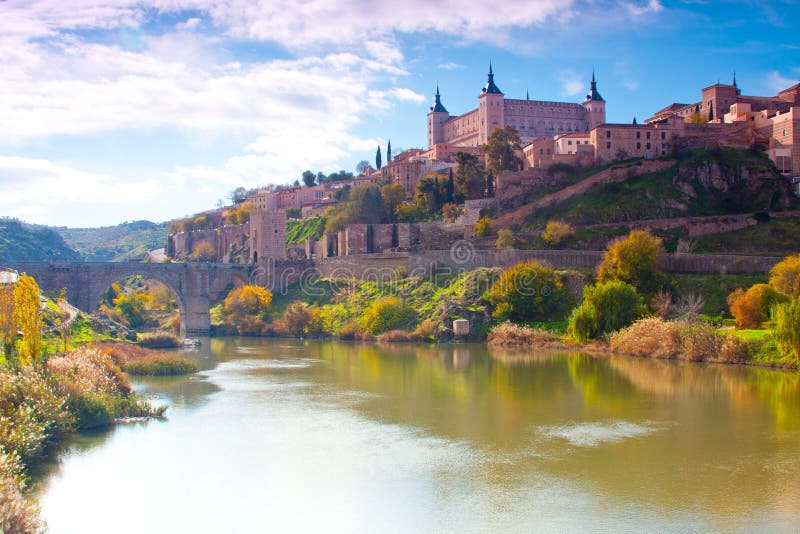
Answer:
[{"xmin": 167, "ymin": 224, "xmax": 249, "ymax": 263}]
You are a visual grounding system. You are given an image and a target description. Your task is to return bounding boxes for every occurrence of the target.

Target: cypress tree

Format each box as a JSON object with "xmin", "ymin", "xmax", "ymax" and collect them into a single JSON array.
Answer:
[
  {"xmin": 486, "ymin": 171, "xmax": 494, "ymax": 198},
  {"xmin": 446, "ymin": 168, "xmax": 455, "ymax": 203},
  {"xmin": 387, "ymin": 140, "xmax": 392, "ymax": 163},
  {"xmin": 376, "ymin": 146, "xmax": 382, "ymax": 169}
]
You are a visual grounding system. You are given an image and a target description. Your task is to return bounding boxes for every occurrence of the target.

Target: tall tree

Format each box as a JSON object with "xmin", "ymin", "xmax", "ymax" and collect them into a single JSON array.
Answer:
[
  {"xmin": 454, "ymin": 152, "xmax": 486, "ymax": 201},
  {"xmin": 301, "ymin": 170, "xmax": 316, "ymax": 187},
  {"xmin": 13, "ymin": 274, "xmax": 42, "ymax": 365},
  {"xmin": 485, "ymin": 171, "xmax": 494, "ymax": 198},
  {"xmin": 0, "ymin": 282, "xmax": 16, "ymax": 361},
  {"xmin": 482, "ymin": 125, "xmax": 522, "ymax": 174},
  {"xmin": 376, "ymin": 146, "xmax": 383, "ymax": 170},
  {"xmin": 387, "ymin": 140, "xmax": 392, "ymax": 163},
  {"xmin": 380, "ymin": 183, "xmax": 405, "ymax": 222},
  {"xmin": 356, "ymin": 160, "xmax": 371, "ymax": 175},
  {"xmin": 446, "ymin": 168, "xmax": 455, "ymax": 203},
  {"xmin": 230, "ymin": 186, "xmax": 247, "ymax": 204}
]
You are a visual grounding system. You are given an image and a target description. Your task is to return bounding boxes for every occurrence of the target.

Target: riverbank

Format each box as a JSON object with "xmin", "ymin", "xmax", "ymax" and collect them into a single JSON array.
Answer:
[
  {"xmin": 487, "ymin": 319, "xmax": 799, "ymax": 370},
  {"xmin": 0, "ymin": 347, "xmax": 167, "ymax": 532}
]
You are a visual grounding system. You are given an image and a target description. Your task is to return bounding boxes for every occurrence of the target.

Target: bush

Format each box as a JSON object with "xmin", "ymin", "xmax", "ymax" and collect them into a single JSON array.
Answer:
[
  {"xmin": 137, "ymin": 332, "xmax": 180, "ymax": 348},
  {"xmin": 769, "ymin": 254, "xmax": 800, "ymax": 297},
  {"xmin": 487, "ymin": 322, "xmax": 560, "ymax": 346},
  {"xmin": 0, "ymin": 449, "xmax": 42, "ymax": 534},
  {"xmin": 608, "ymin": 317, "xmax": 683, "ymax": 359},
  {"xmin": 727, "ymin": 284, "xmax": 789, "ymax": 329},
  {"xmin": 474, "ymin": 216, "xmax": 492, "ymax": 237},
  {"xmin": 190, "ymin": 241, "xmax": 216, "ymax": 262},
  {"xmin": 567, "ymin": 281, "xmax": 645, "ymax": 342},
  {"xmin": 486, "ymin": 261, "xmax": 573, "ymax": 323},
  {"xmin": 274, "ymin": 301, "xmax": 321, "ymax": 337},
  {"xmin": 103, "ymin": 343, "xmax": 197, "ymax": 376},
  {"xmin": 597, "ymin": 230, "xmax": 665, "ymax": 298},
  {"xmin": 541, "ymin": 220, "xmax": 574, "ymax": 247},
  {"xmin": 495, "ymin": 229, "xmax": 515, "ymax": 249},
  {"xmin": 223, "ymin": 286, "xmax": 273, "ymax": 335},
  {"xmin": 360, "ymin": 296, "xmax": 416, "ymax": 335},
  {"xmin": 772, "ymin": 298, "xmax": 800, "ymax": 362}
]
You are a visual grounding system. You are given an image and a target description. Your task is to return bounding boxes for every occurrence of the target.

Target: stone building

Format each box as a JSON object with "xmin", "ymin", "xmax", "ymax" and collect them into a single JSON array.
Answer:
[
  {"xmin": 249, "ymin": 210, "xmax": 287, "ymax": 263},
  {"xmin": 427, "ymin": 65, "xmax": 606, "ymax": 149}
]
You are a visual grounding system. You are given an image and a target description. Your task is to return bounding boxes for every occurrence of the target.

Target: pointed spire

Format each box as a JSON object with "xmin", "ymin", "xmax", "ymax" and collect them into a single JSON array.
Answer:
[
  {"xmin": 733, "ymin": 70, "xmax": 738, "ymax": 88},
  {"xmin": 586, "ymin": 70, "xmax": 604, "ymax": 102},
  {"xmin": 431, "ymin": 84, "xmax": 448, "ymax": 113},
  {"xmin": 482, "ymin": 61, "xmax": 502, "ymax": 94}
]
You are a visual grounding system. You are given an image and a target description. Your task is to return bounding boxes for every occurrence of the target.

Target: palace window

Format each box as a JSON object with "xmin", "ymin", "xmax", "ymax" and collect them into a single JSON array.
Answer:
[
  {"xmin": 606, "ymin": 131, "xmax": 611, "ymax": 138},
  {"xmin": 636, "ymin": 131, "xmax": 641, "ymax": 139},
  {"xmin": 606, "ymin": 142, "xmax": 611, "ymax": 149},
  {"xmin": 636, "ymin": 142, "xmax": 641, "ymax": 150},
  {"xmin": 646, "ymin": 132, "xmax": 651, "ymax": 139}
]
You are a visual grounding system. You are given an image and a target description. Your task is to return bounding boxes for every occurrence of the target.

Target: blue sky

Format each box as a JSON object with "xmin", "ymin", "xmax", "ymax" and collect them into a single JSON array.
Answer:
[{"xmin": 0, "ymin": 0, "xmax": 798, "ymax": 228}]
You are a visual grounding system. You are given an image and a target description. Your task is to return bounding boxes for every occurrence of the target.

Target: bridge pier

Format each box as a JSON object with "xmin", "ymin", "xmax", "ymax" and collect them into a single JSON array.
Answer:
[{"xmin": 182, "ymin": 295, "xmax": 211, "ymax": 337}]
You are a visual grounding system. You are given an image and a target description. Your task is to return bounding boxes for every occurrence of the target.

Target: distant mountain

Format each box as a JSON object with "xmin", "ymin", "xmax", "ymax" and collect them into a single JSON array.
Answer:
[
  {"xmin": 55, "ymin": 220, "xmax": 168, "ymax": 262},
  {"xmin": 0, "ymin": 218, "xmax": 81, "ymax": 262}
]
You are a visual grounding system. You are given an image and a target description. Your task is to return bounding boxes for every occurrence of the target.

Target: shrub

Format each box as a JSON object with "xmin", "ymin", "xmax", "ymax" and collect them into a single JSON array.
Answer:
[
  {"xmin": 568, "ymin": 281, "xmax": 645, "ymax": 342},
  {"xmin": 190, "ymin": 241, "xmax": 217, "ymax": 262},
  {"xmin": 360, "ymin": 296, "xmax": 416, "ymax": 335},
  {"xmin": 597, "ymin": 230, "xmax": 665, "ymax": 298},
  {"xmin": 137, "ymin": 332, "xmax": 180, "ymax": 348},
  {"xmin": 769, "ymin": 254, "xmax": 800, "ymax": 297},
  {"xmin": 113, "ymin": 293, "xmax": 150, "ymax": 328},
  {"xmin": 333, "ymin": 321, "xmax": 374, "ymax": 341},
  {"xmin": 274, "ymin": 301, "xmax": 321, "ymax": 337},
  {"xmin": 727, "ymin": 284, "xmax": 789, "ymax": 329},
  {"xmin": 223, "ymin": 286, "xmax": 273, "ymax": 333},
  {"xmin": 0, "ymin": 449, "xmax": 42, "ymax": 534},
  {"xmin": 719, "ymin": 335, "xmax": 751, "ymax": 363},
  {"xmin": 474, "ymin": 216, "xmax": 492, "ymax": 237},
  {"xmin": 487, "ymin": 322, "xmax": 560, "ymax": 346},
  {"xmin": 772, "ymin": 298, "xmax": 800, "ymax": 362},
  {"xmin": 486, "ymin": 261, "xmax": 573, "ymax": 323},
  {"xmin": 495, "ymin": 229, "xmax": 515, "ymax": 249},
  {"xmin": 541, "ymin": 220, "xmax": 574, "ymax": 247},
  {"xmin": 608, "ymin": 317, "xmax": 683, "ymax": 358}
]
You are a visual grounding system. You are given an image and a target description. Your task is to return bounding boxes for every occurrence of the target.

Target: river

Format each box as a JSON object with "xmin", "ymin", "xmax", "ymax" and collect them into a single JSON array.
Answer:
[{"xmin": 34, "ymin": 338, "xmax": 800, "ymax": 532}]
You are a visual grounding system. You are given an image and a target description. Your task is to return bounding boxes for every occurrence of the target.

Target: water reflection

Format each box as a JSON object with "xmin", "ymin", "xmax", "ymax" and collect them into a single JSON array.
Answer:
[{"xmin": 38, "ymin": 338, "xmax": 800, "ymax": 532}]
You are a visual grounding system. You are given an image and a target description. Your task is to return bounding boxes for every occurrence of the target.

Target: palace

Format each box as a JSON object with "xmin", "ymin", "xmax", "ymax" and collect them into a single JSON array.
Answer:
[{"xmin": 427, "ymin": 65, "xmax": 606, "ymax": 149}]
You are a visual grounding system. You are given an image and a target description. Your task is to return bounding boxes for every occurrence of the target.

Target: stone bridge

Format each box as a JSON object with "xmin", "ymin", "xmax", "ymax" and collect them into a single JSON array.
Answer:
[{"xmin": 6, "ymin": 262, "xmax": 256, "ymax": 336}]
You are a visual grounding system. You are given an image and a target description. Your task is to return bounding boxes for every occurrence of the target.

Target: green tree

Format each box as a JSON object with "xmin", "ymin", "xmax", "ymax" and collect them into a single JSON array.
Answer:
[
  {"xmin": 230, "ymin": 186, "xmax": 247, "ymax": 204},
  {"xmin": 387, "ymin": 140, "xmax": 392, "ymax": 163},
  {"xmin": 113, "ymin": 293, "xmax": 150, "ymax": 328},
  {"xmin": 376, "ymin": 145, "xmax": 382, "ymax": 170},
  {"xmin": 356, "ymin": 160, "xmax": 371, "ymax": 175},
  {"xmin": 772, "ymin": 298, "xmax": 800, "ymax": 362},
  {"xmin": 486, "ymin": 261, "xmax": 572, "ymax": 322},
  {"xmin": 381, "ymin": 183, "xmax": 406, "ymax": 223},
  {"xmin": 597, "ymin": 230, "xmax": 665, "ymax": 298},
  {"xmin": 455, "ymin": 152, "xmax": 486, "ymax": 201},
  {"xmin": 352, "ymin": 185, "xmax": 388, "ymax": 224},
  {"xmin": 446, "ymin": 168, "xmax": 455, "ymax": 203},
  {"xmin": 568, "ymin": 281, "xmax": 645, "ymax": 342},
  {"xmin": 483, "ymin": 125, "xmax": 522, "ymax": 174},
  {"xmin": 415, "ymin": 175, "xmax": 444, "ymax": 213},
  {"xmin": 302, "ymin": 170, "xmax": 316, "ymax": 187},
  {"xmin": 485, "ymin": 171, "xmax": 494, "ymax": 197},
  {"xmin": 13, "ymin": 274, "xmax": 42, "ymax": 365}
]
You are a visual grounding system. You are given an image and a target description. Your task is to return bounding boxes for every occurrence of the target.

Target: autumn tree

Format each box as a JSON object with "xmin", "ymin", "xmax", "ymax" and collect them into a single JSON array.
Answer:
[
  {"xmin": 13, "ymin": 274, "xmax": 42, "ymax": 365},
  {"xmin": 541, "ymin": 220, "xmax": 575, "ymax": 247},
  {"xmin": 727, "ymin": 284, "xmax": 789, "ymax": 329},
  {"xmin": 769, "ymin": 254, "xmax": 800, "ymax": 297},
  {"xmin": 223, "ymin": 286, "xmax": 272, "ymax": 322},
  {"xmin": 190, "ymin": 241, "xmax": 217, "ymax": 262},
  {"xmin": 597, "ymin": 230, "xmax": 665, "ymax": 298},
  {"xmin": 0, "ymin": 282, "xmax": 16, "ymax": 360},
  {"xmin": 483, "ymin": 125, "xmax": 522, "ymax": 174},
  {"xmin": 496, "ymin": 229, "xmax": 515, "ymax": 249}
]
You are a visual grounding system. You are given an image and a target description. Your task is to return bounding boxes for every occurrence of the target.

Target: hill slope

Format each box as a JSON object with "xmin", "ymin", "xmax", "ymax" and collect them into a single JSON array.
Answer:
[
  {"xmin": 56, "ymin": 220, "xmax": 168, "ymax": 262},
  {"xmin": 0, "ymin": 218, "xmax": 81, "ymax": 262}
]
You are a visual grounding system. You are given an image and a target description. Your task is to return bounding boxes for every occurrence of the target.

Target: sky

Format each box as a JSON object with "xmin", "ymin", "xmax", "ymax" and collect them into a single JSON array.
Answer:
[{"xmin": 0, "ymin": 0, "xmax": 798, "ymax": 228}]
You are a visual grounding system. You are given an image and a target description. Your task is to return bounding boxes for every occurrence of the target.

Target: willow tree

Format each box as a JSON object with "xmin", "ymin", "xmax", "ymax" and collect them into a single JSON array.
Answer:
[{"xmin": 13, "ymin": 274, "xmax": 42, "ymax": 365}]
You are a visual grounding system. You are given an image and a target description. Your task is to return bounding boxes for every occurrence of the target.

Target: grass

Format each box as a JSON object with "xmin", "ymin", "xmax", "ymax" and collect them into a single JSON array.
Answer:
[
  {"xmin": 670, "ymin": 273, "xmax": 767, "ymax": 316},
  {"xmin": 101, "ymin": 342, "xmax": 198, "ymax": 376},
  {"xmin": 137, "ymin": 332, "xmax": 180, "ymax": 348},
  {"xmin": 730, "ymin": 329, "xmax": 771, "ymax": 341},
  {"xmin": 285, "ymin": 217, "xmax": 326, "ymax": 245},
  {"xmin": 692, "ymin": 217, "xmax": 800, "ymax": 256}
]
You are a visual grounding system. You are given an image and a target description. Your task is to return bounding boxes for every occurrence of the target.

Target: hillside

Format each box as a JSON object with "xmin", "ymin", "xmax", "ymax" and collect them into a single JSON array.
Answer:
[
  {"xmin": 0, "ymin": 218, "xmax": 81, "ymax": 262},
  {"xmin": 56, "ymin": 220, "xmax": 168, "ymax": 262}
]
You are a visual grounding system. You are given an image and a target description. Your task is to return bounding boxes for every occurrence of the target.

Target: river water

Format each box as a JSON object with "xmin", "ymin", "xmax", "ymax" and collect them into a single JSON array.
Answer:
[{"xmin": 34, "ymin": 338, "xmax": 800, "ymax": 532}]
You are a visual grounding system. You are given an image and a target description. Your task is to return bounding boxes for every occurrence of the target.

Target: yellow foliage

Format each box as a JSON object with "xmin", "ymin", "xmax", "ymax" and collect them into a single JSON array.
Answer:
[
  {"xmin": 13, "ymin": 274, "xmax": 42, "ymax": 365},
  {"xmin": 495, "ymin": 229, "xmax": 515, "ymax": 249},
  {"xmin": 474, "ymin": 216, "xmax": 492, "ymax": 237},
  {"xmin": 597, "ymin": 230, "xmax": 665, "ymax": 297},
  {"xmin": 0, "ymin": 284, "xmax": 15, "ymax": 358},
  {"xmin": 541, "ymin": 220, "xmax": 574, "ymax": 246},
  {"xmin": 223, "ymin": 285, "xmax": 273, "ymax": 321},
  {"xmin": 727, "ymin": 284, "xmax": 789, "ymax": 329},
  {"xmin": 769, "ymin": 254, "xmax": 800, "ymax": 297}
]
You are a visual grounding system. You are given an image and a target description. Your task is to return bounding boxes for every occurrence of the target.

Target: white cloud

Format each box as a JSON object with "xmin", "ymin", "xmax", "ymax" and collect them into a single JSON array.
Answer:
[
  {"xmin": 623, "ymin": 0, "xmax": 663, "ymax": 16},
  {"xmin": 0, "ymin": 156, "xmax": 162, "ymax": 223},
  {"xmin": 438, "ymin": 62, "xmax": 465, "ymax": 71},
  {"xmin": 556, "ymin": 70, "xmax": 585, "ymax": 97},
  {"xmin": 766, "ymin": 70, "xmax": 799, "ymax": 94}
]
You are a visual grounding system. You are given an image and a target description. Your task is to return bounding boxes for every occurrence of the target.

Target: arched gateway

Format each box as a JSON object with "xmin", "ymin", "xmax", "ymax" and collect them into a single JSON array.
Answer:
[{"xmin": 5, "ymin": 262, "xmax": 254, "ymax": 336}]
